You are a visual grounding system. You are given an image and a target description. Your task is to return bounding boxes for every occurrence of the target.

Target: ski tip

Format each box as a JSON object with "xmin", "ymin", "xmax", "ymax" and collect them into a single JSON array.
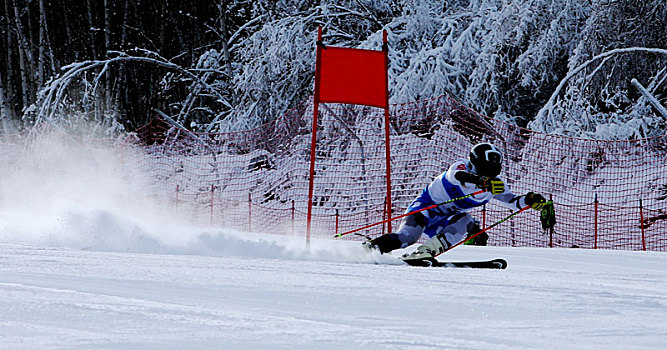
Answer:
[{"xmin": 490, "ymin": 258, "xmax": 508, "ymax": 269}]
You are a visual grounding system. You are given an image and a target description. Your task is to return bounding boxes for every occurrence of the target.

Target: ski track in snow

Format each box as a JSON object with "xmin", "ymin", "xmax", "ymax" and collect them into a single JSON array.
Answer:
[{"xmin": 1, "ymin": 237, "xmax": 667, "ymax": 350}]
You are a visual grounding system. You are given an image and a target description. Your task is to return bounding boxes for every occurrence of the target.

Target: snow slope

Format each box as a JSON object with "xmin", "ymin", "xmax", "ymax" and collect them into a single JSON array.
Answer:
[{"xmin": 1, "ymin": 239, "xmax": 666, "ymax": 350}]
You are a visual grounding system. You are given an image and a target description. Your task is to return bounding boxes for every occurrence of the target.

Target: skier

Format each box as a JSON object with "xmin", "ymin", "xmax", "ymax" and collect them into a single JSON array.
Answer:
[{"xmin": 364, "ymin": 143, "xmax": 546, "ymax": 259}]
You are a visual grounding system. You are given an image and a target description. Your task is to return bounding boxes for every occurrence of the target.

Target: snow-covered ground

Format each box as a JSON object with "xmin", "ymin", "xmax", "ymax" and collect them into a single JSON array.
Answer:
[{"xmin": 1, "ymin": 236, "xmax": 666, "ymax": 350}]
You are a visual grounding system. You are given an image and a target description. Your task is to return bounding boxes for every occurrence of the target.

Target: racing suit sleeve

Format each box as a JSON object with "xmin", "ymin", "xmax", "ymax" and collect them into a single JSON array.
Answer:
[
  {"xmin": 445, "ymin": 160, "xmax": 480, "ymax": 188},
  {"xmin": 493, "ymin": 182, "xmax": 528, "ymax": 210}
]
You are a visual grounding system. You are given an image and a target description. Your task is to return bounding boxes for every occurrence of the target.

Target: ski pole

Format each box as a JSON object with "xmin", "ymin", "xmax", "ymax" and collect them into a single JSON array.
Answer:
[
  {"xmin": 437, "ymin": 205, "xmax": 531, "ymax": 257},
  {"xmin": 335, "ymin": 189, "xmax": 486, "ymax": 238}
]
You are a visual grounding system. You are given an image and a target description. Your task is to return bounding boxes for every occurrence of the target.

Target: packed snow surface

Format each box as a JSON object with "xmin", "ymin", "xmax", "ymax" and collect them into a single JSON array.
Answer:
[{"xmin": 1, "ymin": 237, "xmax": 666, "ymax": 350}]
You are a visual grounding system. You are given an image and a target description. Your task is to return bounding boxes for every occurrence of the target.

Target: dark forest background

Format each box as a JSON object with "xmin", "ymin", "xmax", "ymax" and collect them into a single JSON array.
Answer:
[
  {"xmin": 1, "ymin": 0, "xmax": 255, "ymax": 130},
  {"xmin": 1, "ymin": 0, "xmax": 666, "ymax": 138}
]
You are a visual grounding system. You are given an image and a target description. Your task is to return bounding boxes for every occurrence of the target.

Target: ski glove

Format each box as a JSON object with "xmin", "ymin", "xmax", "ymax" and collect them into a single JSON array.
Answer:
[
  {"xmin": 480, "ymin": 177, "xmax": 505, "ymax": 195},
  {"xmin": 525, "ymin": 192, "xmax": 547, "ymax": 211}
]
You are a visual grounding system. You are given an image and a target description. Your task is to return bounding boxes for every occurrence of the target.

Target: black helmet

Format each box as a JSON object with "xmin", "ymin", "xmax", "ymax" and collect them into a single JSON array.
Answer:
[{"xmin": 469, "ymin": 143, "xmax": 503, "ymax": 177}]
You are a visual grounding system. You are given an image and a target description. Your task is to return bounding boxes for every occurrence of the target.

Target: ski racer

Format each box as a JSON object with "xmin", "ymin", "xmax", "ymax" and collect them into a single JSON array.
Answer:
[{"xmin": 364, "ymin": 143, "xmax": 546, "ymax": 256}]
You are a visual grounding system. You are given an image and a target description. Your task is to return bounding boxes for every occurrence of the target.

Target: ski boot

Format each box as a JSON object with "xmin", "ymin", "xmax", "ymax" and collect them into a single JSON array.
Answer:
[
  {"xmin": 362, "ymin": 233, "xmax": 402, "ymax": 254},
  {"xmin": 401, "ymin": 233, "xmax": 450, "ymax": 262}
]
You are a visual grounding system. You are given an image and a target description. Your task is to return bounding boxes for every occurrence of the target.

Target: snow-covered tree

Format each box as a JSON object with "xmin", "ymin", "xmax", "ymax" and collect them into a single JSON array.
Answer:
[
  {"xmin": 530, "ymin": 0, "xmax": 667, "ymax": 138},
  {"xmin": 221, "ymin": 1, "xmax": 392, "ymax": 131},
  {"xmin": 5, "ymin": 0, "xmax": 667, "ymax": 139}
]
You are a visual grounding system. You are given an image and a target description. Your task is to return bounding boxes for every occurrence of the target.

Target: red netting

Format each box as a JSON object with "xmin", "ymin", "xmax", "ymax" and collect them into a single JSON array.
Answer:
[{"xmin": 131, "ymin": 94, "xmax": 667, "ymax": 251}]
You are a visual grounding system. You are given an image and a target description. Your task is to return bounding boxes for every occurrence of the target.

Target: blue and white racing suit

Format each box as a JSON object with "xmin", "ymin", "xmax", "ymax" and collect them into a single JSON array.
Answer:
[{"xmin": 394, "ymin": 158, "xmax": 528, "ymax": 248}]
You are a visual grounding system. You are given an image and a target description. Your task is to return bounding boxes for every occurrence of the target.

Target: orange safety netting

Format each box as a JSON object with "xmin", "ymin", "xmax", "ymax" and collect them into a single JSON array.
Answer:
[{"xmin": 132, "ymin": 94, "xmax": 667, "ymax": 251}]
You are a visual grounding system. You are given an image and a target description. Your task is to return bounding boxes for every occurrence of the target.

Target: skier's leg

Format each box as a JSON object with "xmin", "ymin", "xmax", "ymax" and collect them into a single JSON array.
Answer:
[
  {"xmin": 366, "ymin": 213, "xmax": 426, "ymax": 254},
  {"xmin": 465, "ymin": 218, "xmax": 488, "ymax": 246},
  {"xmin": 439, "ymin": 213, "xmax": 475, "ymax": 247},
  {"xmin": 402, "ymin": 213, "xmax": 474, "ymax": 260},
  {"xmin": 365, "ymin": 187, "xmax": 432, "ymax": 254},
  {"xmin": 394, "ymin": 213, "xmax": 428, "ymax": 247}
]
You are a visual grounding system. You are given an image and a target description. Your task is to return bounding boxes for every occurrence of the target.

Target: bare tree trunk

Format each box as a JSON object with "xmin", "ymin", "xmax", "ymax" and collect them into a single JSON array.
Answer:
[
  {"xmin": 155, "ymin": 0, "xmax": 168, "ymax": 113},
  {"xmin": 115, "ymin": 0, "xmax": 131, "ymax": 116},
  {"xmin": 38, "ymin": 0, "xmax": 46, "ymax": 87},
  {"xmin": 158, "ymin": 1, "xmax": 167, "ymax": 54},
  {"xmin": 0, "ymin": 70, "xmax": 12, "ymax": 134},
  {"xmin": 121, "ymin": 0, "xmax": 130, "ymax": 48},
  {"xmin": 42, "ymin": 0, "xmax": 57, "ymax": 75},
  {"xmin": 104, "ymin": 0, "xmax": 111, "ymax": 54},
  {"xmin": 86, "ymin": 0, "xmax": 97, "ymax": 59},
  {"xmin": 59, "ymin": 0, "xmax": 71, "ymax": 42},
  {"xmin": 219, "ymin": 2, "xmax": 236, "ymax": 105},
  {"xmin": 0, "ymin": 70, "xmax": 7, "ymax": 114},
  {"xmin": 3, "ymin": 0, "xmax": 15, "ymax": 121},
  {"xmin": 83, "ymin": 0, "xmax": 98, "ymax": 120},
  {"xmin": 25, "ymin": 0, "xmax": 35, "ymax": 94},
  {"xmin": 104, "ymin": 0, "xmax": 112, "ymax": 111},
  {"xmin": 12, "ymin": 0, "xmax": 32, "ymax": 109}
]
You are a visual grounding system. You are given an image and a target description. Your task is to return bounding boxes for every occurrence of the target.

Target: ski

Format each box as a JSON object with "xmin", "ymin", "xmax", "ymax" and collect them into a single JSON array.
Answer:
[{"xmin": 402, "ymin": 257, "xmax": 507, "ymax": 269}]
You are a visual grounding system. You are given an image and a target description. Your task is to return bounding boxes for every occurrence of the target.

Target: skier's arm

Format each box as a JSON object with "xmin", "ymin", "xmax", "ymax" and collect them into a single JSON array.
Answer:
[
  {"xmin": 495, "ymin": 192, "xmax": 524, "ymax": 210},
  {"xmin": 488, "ymin": 176, "xmax": 525, "ymax": 210},
  {"xmin": 454, "ymin": 171, "xmax": 484, "ymax": 187},
  {"xmin": 496, "ymin": 191, "xmax": 547, "ymax": 211},
  {"xmin": 454, "ymin": 171, "xmax": 505, "ymax": 195},
  {"xmin": 455, "ymin": 168, "xmax": 545, "ymax": 209}
]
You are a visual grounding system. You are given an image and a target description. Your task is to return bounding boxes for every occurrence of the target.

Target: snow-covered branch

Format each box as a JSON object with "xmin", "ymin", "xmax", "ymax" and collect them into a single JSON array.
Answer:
[
  {"xmin": 33, "ymin": 55, "xmax": 232, "ymax": 126},
  {"xmin": 632, "ymin": 78, "xmax": 667, "ymax": 121},
  {"xmin": 534, "ymin": 47, "xmax": 667, "ymax": 133}
]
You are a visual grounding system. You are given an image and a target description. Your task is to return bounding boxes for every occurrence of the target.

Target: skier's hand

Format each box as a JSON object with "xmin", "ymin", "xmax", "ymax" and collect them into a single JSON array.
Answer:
[
  {"xmin": 525, "ymin": 192, "xmax": 547, "ymax": 210},
  {"xmin": 481, "ymin": 177, "xmax": 505, "ymax": 195}
]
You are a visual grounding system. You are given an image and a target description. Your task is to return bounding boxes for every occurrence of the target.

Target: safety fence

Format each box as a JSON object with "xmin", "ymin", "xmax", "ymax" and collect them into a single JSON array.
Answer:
[{"xmin": 130, "ymin": 93, "xmax": 667, "ymax": 251}]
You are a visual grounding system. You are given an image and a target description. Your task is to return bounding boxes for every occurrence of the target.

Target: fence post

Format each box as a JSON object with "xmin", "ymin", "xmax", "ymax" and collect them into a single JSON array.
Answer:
[
  {"xmin": 639, "ymin": 198, "xmax": 646, "ymax": 251},
  {"xmin": 291, "ymin": 200, "xmax": 295, "ymax": 235},
  {"xmin": 381, "ymin": 199, "xmax": 387, "ymax": 235},
  {"xmin": 481, "ymin": 205, "xmax": 486, "ymax": 229},
  {"xmin": 248, "ymin": 193, "xmax": 252, "ymax": 232},
  {"xmin": 335, "ymin": 209, "xmax": 340, "ymax": 237},
  {"xmin": 509, "ymin": 209, "xmax": 516, "ymax": 247},
  {"xmin": 594, "ymin": 194, "xmax": 599, "ymax": 249},
  {"xmin": 210, "ymin": 184, "xmax": 215, "ymax": 225},
  {"xmin": 175, "ymin": 184, "xmax": 179, "ymax": 214},
  {"xmin": 549, "ymin": 194, "xmax": 554, "ymax": 248}
]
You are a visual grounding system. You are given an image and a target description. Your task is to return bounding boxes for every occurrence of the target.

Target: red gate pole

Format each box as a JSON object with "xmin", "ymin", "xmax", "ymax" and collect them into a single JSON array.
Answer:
[
  {"xmin": 306, "ymin": 27, "xmax": 324, "ymax": 245},
  {"xmin": 639, "ymin": 199, "xmax": 646, "ymax": 251},
  {"xmin": 382, "ymin": 30, "xmax": 392, "ymax": 234},
  {"xmin": 594, "ymin": 194, "xmax": 599, "ymax": 249}
]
